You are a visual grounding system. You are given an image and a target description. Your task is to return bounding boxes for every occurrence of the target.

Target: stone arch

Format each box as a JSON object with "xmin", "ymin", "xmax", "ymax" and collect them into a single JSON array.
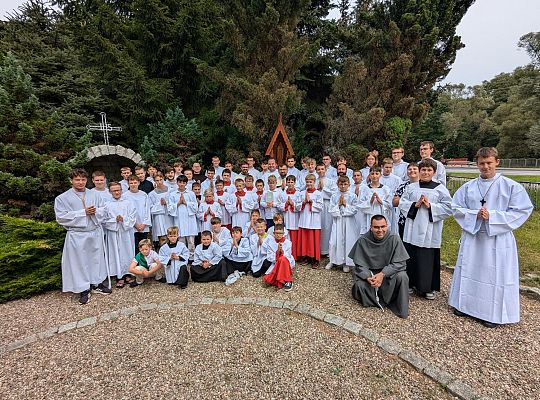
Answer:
[{"xmin": 87, "ymin": 145, "xmax": 142, "ymax": 164}]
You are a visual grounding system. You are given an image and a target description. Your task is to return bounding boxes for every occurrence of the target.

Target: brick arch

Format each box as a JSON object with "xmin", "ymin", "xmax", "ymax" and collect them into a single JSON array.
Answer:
[{"xmin": 86, "ymin": 145, "xmax": 142, "ymax": 164}]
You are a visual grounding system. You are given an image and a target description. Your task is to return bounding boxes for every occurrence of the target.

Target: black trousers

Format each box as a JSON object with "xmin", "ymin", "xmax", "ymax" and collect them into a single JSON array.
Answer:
[{"xmin": 252, "ymin": 259, "xmax": 272, "ymax": 278}]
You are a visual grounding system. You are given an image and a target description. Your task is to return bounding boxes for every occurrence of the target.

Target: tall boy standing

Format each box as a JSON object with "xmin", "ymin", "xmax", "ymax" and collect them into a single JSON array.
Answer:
[{"xmin": 168, "ymin": 175, "xmax": 198, "ymax": 259}]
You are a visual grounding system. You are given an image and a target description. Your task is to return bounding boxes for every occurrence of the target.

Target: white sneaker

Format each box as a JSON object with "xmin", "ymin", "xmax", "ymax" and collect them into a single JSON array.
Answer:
[
  {"xmin": 325, "ymin": 261, "xmax": 333, "ymax": 270},
  {"xmin": 342, "ymin": 265, "xmax": 350, "ymax": 273},
  {"xmin": 136, "ymin": 275, "xmax": 144, "ymax": 285},
  {"xmin": 425, "ymin": 291, "xmax": 436, "ymax": 300},
  {"xmin": 154, "ymin": 267, "xmax": 164, "ymax": 281}
]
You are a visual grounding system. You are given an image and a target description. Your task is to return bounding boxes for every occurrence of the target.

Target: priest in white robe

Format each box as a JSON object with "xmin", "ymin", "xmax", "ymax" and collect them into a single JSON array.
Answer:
[
  {"xmin": 54, "ymin": 169, "xmax": 111, "ymax": 304},
  {"xmin": 448, "ymin": 147, "xmax": 533, "ymax": 327}
]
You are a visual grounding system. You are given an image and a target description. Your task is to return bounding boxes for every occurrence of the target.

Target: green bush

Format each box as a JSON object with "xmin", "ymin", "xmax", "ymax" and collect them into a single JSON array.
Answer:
[{"xmin": 0, "ymin": 215, "xmax": 64, "ymax": 303}]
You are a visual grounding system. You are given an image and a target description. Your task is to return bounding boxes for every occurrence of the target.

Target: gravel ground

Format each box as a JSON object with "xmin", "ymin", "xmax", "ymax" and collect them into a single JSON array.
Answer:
[
  {"xmin": 1, "ymin": 263, "xmax": 539, "ymax": 399},
  {"xmin": 0, "ymin": 307, "xmax": 452, "ymax": 400}
]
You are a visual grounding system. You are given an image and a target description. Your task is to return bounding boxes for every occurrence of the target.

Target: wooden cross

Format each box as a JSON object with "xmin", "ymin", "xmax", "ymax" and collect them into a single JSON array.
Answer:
[{"xmin": 86, "ymin": 112, "xmax": 122, "ymax": 146}]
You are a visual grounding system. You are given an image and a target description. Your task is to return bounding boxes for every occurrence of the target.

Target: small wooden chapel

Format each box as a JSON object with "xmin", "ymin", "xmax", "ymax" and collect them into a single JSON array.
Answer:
[{"xmin": 265, "ymin": 114, "xmax": 295, "ymax": 165}]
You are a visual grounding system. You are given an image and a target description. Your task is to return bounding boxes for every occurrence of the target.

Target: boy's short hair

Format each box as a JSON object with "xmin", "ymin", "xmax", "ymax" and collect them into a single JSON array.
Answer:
[
  {"xmin": 210, "ymin": 216, "xmax": 221, "ymax": 225},
  {"xmin": 192, "ymin": 182, "xmax": 201, "ymax": 189},
  {"xmin": 267, "ymin": 176, "xmax": 277, "ymax": 184},
  {"xmin": 120, "ymin": 166, "xmax": 131, "ymax": 172},
  {"xmin": 286, "ymin": 175, "xmax": 296, "ymax": 182},
  {"xmin": 207, "ymin": 166, "xmax": 215, "ymax": 173},
  {"xmin": 407, "ymin": 162, "xmax": 419, "ymax": 169},
  {"xmin": 128, "ymin": 174, "xmax": 139, "ymax": 182},
  {"xmin": 108, "ymin": 181, "xmax": 121, "ymax": 189},
  {"xmin": 203, "ymin": 189, "xmax": 214, "ymax": 197},
  {"xmin": 135, "ymin": 166, "xmax": 145, "ymax": 172},
  {"xmin": 138, "ymin": 239, "xmax": 152, "ymax": 249},
  {"xmin": 382, "ymin": 158, "xmax": 393, "ymax": 166},
  {"xmin": 476, "ymin": 147, "xmax": 499, "ymax": 160},
  {"xmin": 245, "ymin": 174, "xmax": 254, "ymax": 182},
  {"xmin": 234, "ymin": 178, "xmax": 245, "ymax": 185},
  {"xmin": 231, "ymin": 226, "xmax": 243, "ymax": 234},
  {"xmin": 154, "ymin": 172, "xmax": 164, "ymax": 179},
  {"xmin": 215, "ymin": 179, "xmax": 224, "ymax": 186},
  {"xmin": 316, "ymin": 163, "xmax": 326, "ymax": 169},
  {"xmin": 173, "ymin": 162, "xmax": 183, "ymax": 168},
  {"xmin": 165, "ymin": 166, "xmax": 174, "ymax": 173},
  {"xmin": 255, "ymin": 218, "xmax": 266, "ymax": 226},
  {"xmin": 305, "ymin": 173, "xmax": 316, "ymax": 182},
  {"xmin": 255, "ymin": 179, "xmax": 264, "ymax": 186},
  {"xmin": 222, "ymin": 168, "xmax": 231, "ymax": 176},
  {"xmin": 273, "ymin": 223, "xmax": 285, "ymax": 232},
  {"xmin": 251, "ymin": 209, "xmax": 261, "ymax": 216},
  {"xmin": 337, "ymin": 175, "xmax": 350, "ymax": 185},
  {"xmin": 201, "ymin": 230, "xmax": 212, "ymax": 238},
  {"xmin": 420, "ymin": 140, "xmax": 435, "ymax": 149},
  {"xmin": 183, "ymin": 167, "xmax": 192, "ymax": 174},
  {"xmin": 92, "ymin": 170, "xmax": 106, "ymax": 178},
  {"xmin": 273, "ymin": 213, "xmax": 284, "ymax": 222},
  {"xmin": 369, "ymin": 166, "xmax": 382, "ymax": 174},
  {"xmin": 418, "ymin": 158, "xmax": 437, "ymax": 172},
  {"xmin": 167, "ymin": 226, "xmax": 179, "ymax": 236},
  {"xmin": 176, "ymin": 175, "xmax": 188, "ymax": 183},
  {"xmin": 69, "ymin": 168, "xmax": 88, "ymax": 179}
]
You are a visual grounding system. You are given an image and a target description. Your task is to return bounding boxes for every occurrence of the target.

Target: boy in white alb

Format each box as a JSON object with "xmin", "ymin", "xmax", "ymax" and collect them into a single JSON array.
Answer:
[
  {"xmin": 250, "ymin": 218, "xmax": 271, "ymax": 277},
  {"xmin": 243, "ymin": 209, "xmax": 261, "ymax": 237},
  {"xmin": 123, "ymin": 175, "xmax": 152, "ymax": 254},
  {"xmin": 210, "ymin": 217, "xmax": 232, "ymax": 256},
  {"xmin": 198, "ymin": 189, "xmax": 222, "ymax": 232},
  {"xmin": 54, "ymin": 169, "xmax": 112, "ymax": 305},
  {"xmin": 149, "ymin": 172, "xmax": 174, "ymax": 246},
  {"xmin": 226, "ymin": 178, "xmax": 255, "ymax": 229},
  {"xmin": 262, "ymin": 224, "xmax": 295, "ymax": 291},
  {"xmin": 276, "ymin": 175, "xmax": 301, "ymax": 259},
  {"xmin": 214, "ymin": 179, "xmax": 232, "ymax": 230},
  {"xmin": 316, "ymin": 163, "xmax": 337, "ymax": 258},
  {"xmin": 357, "ymin": 166, "xmax": 392, "ymax": 234},
  {"xmin": 298, "ymin": 174, "xmax": 324, "ymax": 268},
  {"xmin": 90, "ymin": 171, "xmax": 113, "ymax": 203},
  {"xmin": 327, "ymin": 176, "xmax": 359, "ymax": 273},
  {"xmin": 380, "ymin": 158, "xmax": 403, "ymax": 234},
  {"xmin": 119, "ymin": 166, "xmax": 132, "ymax": 193},
  {"xmin": 158, "ymin": 227, "xmax": 190, "ymax": 289},
  {"xmin": 260, "ymin": 175, "xmax": 281, "ymax": 228},
  {"xmin": 191, "ymin": 231, "xmax": 229, "ymax": 282},
  {"xmin": 224, "ymin": 226, "xmax": 253, "ymax": 274},
  {"xmin": 104, "ymin": 182, "xmax": 136, "ymax": 288},
  {"xmin": 253, "ymin": 179, "xmax": 266, "ymax": 219},
  {"xmin": 167, "ymin": 175, "xmax": 198, "ymax": 259}
]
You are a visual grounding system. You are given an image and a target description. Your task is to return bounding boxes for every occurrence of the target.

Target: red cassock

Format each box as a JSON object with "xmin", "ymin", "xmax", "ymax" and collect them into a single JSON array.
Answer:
[
  {"xmin": 298, "ymin": 228, "xmax": 321, "ymax": 260},
  {"xmin": 263, "ymin": 250, "xmax": 293, "ymax": 288}
]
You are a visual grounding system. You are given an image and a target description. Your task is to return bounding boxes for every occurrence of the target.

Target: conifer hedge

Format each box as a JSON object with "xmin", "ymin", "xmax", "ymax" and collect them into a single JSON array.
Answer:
[{"xmin": 0, "ymin": 215, "xmax": 63, "ymax": 303}]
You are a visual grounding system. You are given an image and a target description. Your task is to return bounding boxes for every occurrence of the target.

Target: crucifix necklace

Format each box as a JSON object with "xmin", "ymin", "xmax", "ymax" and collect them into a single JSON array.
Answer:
[{"xmin": 477, "ymin": 175, "xmax": 500, "ymax": 206}]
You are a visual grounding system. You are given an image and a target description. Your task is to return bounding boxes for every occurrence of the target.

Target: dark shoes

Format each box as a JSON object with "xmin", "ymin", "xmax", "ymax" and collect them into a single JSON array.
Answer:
[
  {"xmin": 453, "ymin": 308, "xmax": 499, "ymax": 328},
  {"xmin": 79, "ymin": 290, "xmax": 90, "ymax": 305},
  {"xmin": 91, "ymin": 283, "xmax": 112, "ymax": 295}
]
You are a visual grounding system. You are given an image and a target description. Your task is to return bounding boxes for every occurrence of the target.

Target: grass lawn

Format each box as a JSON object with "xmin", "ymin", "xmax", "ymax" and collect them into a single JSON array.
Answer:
[
  {"xmin": 441, "ymin": 211, "xmax": 540, "ymax": 286},
  {"xmin": 448, "ymin": 173, "xmax": 540, "ymax": 182}
]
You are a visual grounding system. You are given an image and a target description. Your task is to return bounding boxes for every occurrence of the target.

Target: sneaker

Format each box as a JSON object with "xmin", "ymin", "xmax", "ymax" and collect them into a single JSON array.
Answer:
[
  {"xmin": 311, "ymin": 261, "xmax": 319, "ymax": 269},
  {"xmin": 408, "ymin": 288, "xmax": 414, "ymax": 295},
  {"xmin": 324, "ymin": 261, "xmax": 333, "ymax": 270},
  {"xmin": 154, "ymin": 267, "xmax": 164, "ymax": 281},
  {"xmin": 179, "ymin": 285, "xmax": 188, "ymax": 290},
  {"xmin": 481, "ymin": 320, "xmax": 499, "ymax": 329},
  {"xmin": 425, "ymin": 291, "xmax": 436, "ymax": 300},
  {"xmin": 283, "ymin": 282, "xmax": 293, "ymax": 291},
  {"xmin": 92, "ymin": 283, "xmax": 112, "ymax": 295},
  {"xmin": 342, "ymin": 265, "xmax": 350, "ymax": 273},
  {"xmin": 453, "ymin": 308, "xmax": 467, "ymax": 317},
  {"xmin": 79, "ymin": 290, "xmax": 91, "ymax": 305},
  {"xmin": 136, "ymin": 275, "xmax": 144, "ymax": 285},
  {"xmin": 129, "ymin": 281, "xmax": 140, "ymax": 288}
]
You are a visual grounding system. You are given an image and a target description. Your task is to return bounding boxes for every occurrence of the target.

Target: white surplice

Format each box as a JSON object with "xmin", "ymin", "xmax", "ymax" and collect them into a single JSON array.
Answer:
[
  {"xmin": 398, "ymin": 182, "xmax": 452, "ymax": 248},
  {"xmin": 54, "ymin": 188, "xmax": 108, "ymax": 293},
  {"xmin": 448, "ymin": 174, "xmax": 533, "ymax": 324},
  {"xmin": 149, "ymin": 188, "xmax": 174, "ymax": 240},
  {"xmin": 357, "ymin": 184, "xmax": 393, "ymax": 234},
  {"xmin": 159, "ymin": 241, "xmax": 189, "ymax": 283},
  {"xmin": 329, "ymin": 191, "xmax": 359, "ymax": 267},
  {"xmin": 103, "ymin": 198, "xmax": 136, "ymax": 277},
  {"xmin": 316, "ymin": 176, "xmax": 337, "ymax": 255}
]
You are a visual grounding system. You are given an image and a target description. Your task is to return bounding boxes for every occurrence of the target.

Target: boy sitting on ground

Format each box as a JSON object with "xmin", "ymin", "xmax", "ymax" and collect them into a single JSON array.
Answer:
[
  {"xmin": 128, "ymin": 239, "xmax": 164, "ymax": 287},
  {"xmin": 191, "ymin": 230, "xmax": 230, "ymax": 283}
]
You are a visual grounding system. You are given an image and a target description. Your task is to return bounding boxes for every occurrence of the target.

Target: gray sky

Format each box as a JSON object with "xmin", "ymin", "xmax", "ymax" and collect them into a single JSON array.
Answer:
[{"xmin": 1, "ymin": 0, "xmax": 539, "ymax": 86}]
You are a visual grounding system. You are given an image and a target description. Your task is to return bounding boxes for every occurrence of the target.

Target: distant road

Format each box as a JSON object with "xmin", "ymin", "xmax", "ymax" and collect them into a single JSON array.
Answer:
[{"xmin": 447, "ymin": 167, "xmax": 540, "ymax": 176}]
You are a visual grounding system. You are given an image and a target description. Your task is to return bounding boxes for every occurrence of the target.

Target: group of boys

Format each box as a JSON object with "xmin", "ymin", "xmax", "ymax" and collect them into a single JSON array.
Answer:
[{"xmin": 54, "ymin": 143, "xmax": 533, "ymax": 329}]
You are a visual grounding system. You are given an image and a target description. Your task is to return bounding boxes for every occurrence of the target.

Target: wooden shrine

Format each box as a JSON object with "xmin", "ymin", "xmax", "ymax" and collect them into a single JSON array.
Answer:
[{"xmin": 265, "ymin": 114, "xmax": 294, "ymax": 165}]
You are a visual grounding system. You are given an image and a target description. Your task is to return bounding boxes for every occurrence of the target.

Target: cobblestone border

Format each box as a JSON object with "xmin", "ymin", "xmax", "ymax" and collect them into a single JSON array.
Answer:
[{"xmin": 0, "ymin": 297, "xmax": 482, "ymax": 400}]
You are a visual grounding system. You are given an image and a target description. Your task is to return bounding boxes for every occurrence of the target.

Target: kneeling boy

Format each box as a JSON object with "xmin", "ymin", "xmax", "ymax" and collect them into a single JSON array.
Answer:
[
  {"xmin": 158, "ymin": 227, "xmax": 190, "ymax": 289},
  {"xmin": 262, "ymin": 224, "xmax": 295, "ymax": 291},
  {"xmin": 191, "ymin": 230, "xmax": 229, "ymax": 282}
]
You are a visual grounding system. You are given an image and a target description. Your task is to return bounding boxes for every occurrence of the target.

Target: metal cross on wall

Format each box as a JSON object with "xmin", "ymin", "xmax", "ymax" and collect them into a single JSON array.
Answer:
[{"xmin": 86, "ymin": 112, "xmax": 122, "ymax": 146}]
